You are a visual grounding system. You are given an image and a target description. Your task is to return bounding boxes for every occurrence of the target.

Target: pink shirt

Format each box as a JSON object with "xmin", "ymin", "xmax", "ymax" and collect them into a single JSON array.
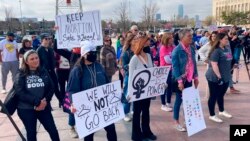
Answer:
[
  {"xmin": 178, "ymin": 43, "xmax": 195, "ymax": 83},
  {"xmin": 160, "ymin": 45, "xmax": 174, "ymax": 66}
]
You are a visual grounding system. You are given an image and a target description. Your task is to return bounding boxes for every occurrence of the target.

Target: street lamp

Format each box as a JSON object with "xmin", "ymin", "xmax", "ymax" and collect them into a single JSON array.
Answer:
[{"xmin": 19, "ymin": 0, "xmax": 24, "ymax": 35}]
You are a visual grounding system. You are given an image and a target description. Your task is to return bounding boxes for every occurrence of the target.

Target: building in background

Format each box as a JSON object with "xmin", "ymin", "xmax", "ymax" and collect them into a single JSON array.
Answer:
[
  {"xmin": 195, "ymin": 15, "xmax": 200, "ymax": 21},
  {"xmin": 178, "ymin": 4, "xmax": 184, "ymax": 19},
  {"xmin": 212, "ymin": 0, "xmax": 250, "ymax": 25},
  {"xmin": 18, "ymin": 17, "xmax": 38, "ymax": 23},
  {"xmin": 156, "ymin": 13, "xmax": 161, "ymax": 21}
]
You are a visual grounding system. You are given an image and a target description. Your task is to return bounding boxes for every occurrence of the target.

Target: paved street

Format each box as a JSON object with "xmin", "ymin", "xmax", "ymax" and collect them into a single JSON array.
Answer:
[{"xmin": 0, "ymin": 62, "xmax": 250, "ymax": 141}]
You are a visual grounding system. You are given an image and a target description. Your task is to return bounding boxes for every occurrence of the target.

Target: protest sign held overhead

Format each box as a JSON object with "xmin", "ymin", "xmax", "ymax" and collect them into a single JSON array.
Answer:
[
  {"xmin": 56, "ymin": 10, "xmax": 103, "ymax": 49},
  {"xmin": 182, "ymin": 87, "xmax": 206, "ymax": 137},
  {"xmin": 128, "ymin": 66, "xmax": 170, "ymax": 102},
  {"xmin": 72, "ymin": 81, "xmax": 125, "ymax": 139}
]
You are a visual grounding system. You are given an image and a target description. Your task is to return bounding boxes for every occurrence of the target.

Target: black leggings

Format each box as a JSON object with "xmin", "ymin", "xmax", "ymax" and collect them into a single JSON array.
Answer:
[
  {"xmin": 207, "ymin": 81, "xmax": 229, "ymax": 116},
  {"xmin": 84, "ymin": 124, "xmax": 117, "ymax": 141},
  {"xmin": 17, "ymin": 108, "xmax": 60, "ymax": 141}
]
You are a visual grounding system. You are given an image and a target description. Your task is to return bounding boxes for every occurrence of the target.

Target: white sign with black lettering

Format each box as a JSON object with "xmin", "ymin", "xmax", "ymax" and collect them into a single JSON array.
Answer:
[
  {"xmin": 72, "ymin": 81, "xmax": 125, "ymax": 139},
  {"xmin": 56, "ymin": 10, "xmax": 103, "ymax": 49},
  {"xmin": 182, "ymin": 87, "xmax": 206, "ymax": 136},
  {"xmin": 128, "ymin": 66, "xmax": 170, "ymax": 102}
]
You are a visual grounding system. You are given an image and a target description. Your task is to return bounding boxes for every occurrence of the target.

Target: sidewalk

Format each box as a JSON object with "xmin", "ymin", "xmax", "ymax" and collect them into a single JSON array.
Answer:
[{"xmin": 0, "ymin": 62, "xmax": 250, "ymax": 141}]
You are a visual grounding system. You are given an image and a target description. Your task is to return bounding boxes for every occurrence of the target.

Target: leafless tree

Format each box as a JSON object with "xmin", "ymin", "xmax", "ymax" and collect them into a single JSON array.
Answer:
[
  {"xmin": 141, "ymin": 0, "xmax": 159, "ymax": 30},
  {"xmin": 4, "ymin": 6, "xmax": 14, "ymax": 32},
  {"xmin": 114, "ymin": 0, "xmax": 130, "ymax": 32}
]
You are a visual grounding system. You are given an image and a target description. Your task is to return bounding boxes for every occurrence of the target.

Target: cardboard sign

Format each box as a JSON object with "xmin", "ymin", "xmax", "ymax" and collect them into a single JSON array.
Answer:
[
  {"xmin": 182, "ymin": 87, "xmax": 206, "ymax": 136},
  {"xmin": 56, "ymin": 10, "xmax": 103, "ymax": 49},
  {"xmin": 72, "ymin": 81, "xmax": 125, "ymax": 139},
  {"xmin": 128, "ymin": 66, "xmax": 170, "ymax": 102}
]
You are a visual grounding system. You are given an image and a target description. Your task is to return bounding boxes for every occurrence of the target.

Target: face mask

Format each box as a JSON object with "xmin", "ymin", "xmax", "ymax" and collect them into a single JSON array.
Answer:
[
  {"xmin": 143, "ymin": 46, "xmax": 151, "ymax": 53},
  {"xmin": 86, "ymin": 51, "xmax": 97, "ymax": 62},
  {"xmin": 8, "ymin": 39, "xmax": 13, "ymax": 42}
]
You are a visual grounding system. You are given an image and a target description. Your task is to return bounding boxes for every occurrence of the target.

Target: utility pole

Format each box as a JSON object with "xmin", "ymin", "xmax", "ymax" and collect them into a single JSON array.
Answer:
[
  {"xmin": 19, "ymin": 0, "xmax": 24, "ymax": 35},
  {"xmin": 56, "ymin": 0, "xmax": 83, "ymax": 16}
]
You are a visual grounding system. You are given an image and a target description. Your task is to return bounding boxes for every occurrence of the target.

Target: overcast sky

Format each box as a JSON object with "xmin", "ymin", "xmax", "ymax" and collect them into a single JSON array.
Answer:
[{"xmin": 0, "ymin": 0, "xmax": 212, "ymax": 21}]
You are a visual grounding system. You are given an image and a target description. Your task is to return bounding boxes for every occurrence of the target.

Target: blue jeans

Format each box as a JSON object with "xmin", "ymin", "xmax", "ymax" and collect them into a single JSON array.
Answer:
[
  {"xmin": 68, "ymin": 113, "xmax": 75, "ymax": 126},
  {"xmin": 17, "ymin": 107, "xmax": 60, "ymax": 141},
  {"xmin": 123, "ymin": 74, "xmax": 131, "ymax": 114},
  {"xmin": 161, "ymin": 71, "xmax": 172, "ymax": 105},
  {"xmin": 173, "ymin": 81, "xmax": 192, "ymax": 121},
  {"xmin": 233, "ymin": 45, "xmax": 243, "ymax": 64}
]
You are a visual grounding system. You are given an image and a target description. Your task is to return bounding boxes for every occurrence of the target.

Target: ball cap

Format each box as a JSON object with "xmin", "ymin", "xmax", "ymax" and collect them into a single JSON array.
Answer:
[
  {"xmin": 7, "ymin": 32, "xmax": 15, "ymax": 37},
  {"xmin": 80, "ymin": 40, "xmax": 96, "ymax": 56}
]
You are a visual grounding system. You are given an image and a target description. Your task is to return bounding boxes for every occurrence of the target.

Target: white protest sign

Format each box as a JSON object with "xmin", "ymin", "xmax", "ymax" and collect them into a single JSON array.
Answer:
[
  {"xmin": 59, "ymin": 56, "xmax": 70, "ymax": 69},
  {"xmin": 182, "ymin": 87, "xmax": 206, "ymax": 136},
  {"xmin": 195, "ymin": 20, "xmax": 202, "ymax": 29},
  {"xmin": 72, "ymin": 81, "xmax": 125, "ymax": 139},
  {"xmin": 208, "ymin": 24, "xmax": 218, "ymax": 32},
  {"xmin": 128, "ymin": 66, "xmax": 170, "ymax": 102},
  {"xmin": 56, "ymin": 10, "xmax": 103, "ymax": 49}
]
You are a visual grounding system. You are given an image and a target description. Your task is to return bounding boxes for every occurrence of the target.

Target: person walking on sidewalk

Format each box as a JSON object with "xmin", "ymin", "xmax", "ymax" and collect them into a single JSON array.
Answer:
[
  {"xmin": 0, "ymin": 32, "xmax": 19, "ymax": 94},
  {"xmin": 172, "ymin": 29, "xmax": 199, "ymax": 132},
  {"xmin": 206, "ymin": 33, "xmax": 233, "ymax": 123},
  {"xmin": 159, "ymin": 32, "xmax": 175, "ymax": 112},
  {"xmin": 37, "ymin": 33, "xmax": 63, "ymax": 107},
  {"xmin": 68, "ymin": 40, "xmax": 117, "ymax": 141},
  {"xmin": 128, "ymin": 36, "xmax": 157, "ymax": 141},
  {"xmin": 15, "ymin": 50, "xmax": 60, "ymax": 141}
]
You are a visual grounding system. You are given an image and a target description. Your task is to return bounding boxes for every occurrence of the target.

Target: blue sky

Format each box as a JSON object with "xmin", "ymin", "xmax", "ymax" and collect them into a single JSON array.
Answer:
[{"xmin": 0, "ymin": 0, "xmax": 212, "ymax": 21}]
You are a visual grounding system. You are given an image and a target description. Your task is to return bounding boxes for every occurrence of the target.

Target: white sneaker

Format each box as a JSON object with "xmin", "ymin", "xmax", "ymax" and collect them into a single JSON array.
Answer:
[
  {"xmin": 123, "ymin": 114, "xmax": 132, "ymax": 122},
  {"xmin": 70, "ymin": 128, "xmax": 78, "ymax": 138},
  {"xmin": 209, "ymin": 115, "xmax": 223, "ymax": 123},
  {"xmin": 219, "ymin": 111, "xmax": 232, "ymax": 118},
  {"xmin": 130, "ymin": 111, "xmax": 134, "ymax": 115},
  {"xmin": 174, "ymin": 124, "xmax": 186, "ymax": 132},
  {"xmin": 161, "ymin": 105, "xmax": 172, "ymax": 112},
  {"xmin": 1, "ymin": 89, "xmax": 6, "ymax": 94}
]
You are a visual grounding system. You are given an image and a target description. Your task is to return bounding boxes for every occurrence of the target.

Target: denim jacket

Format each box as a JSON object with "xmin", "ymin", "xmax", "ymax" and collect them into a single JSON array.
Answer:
[{"xmin": 171, "ymin": 43, "xmax": 198, "ymax": 82}]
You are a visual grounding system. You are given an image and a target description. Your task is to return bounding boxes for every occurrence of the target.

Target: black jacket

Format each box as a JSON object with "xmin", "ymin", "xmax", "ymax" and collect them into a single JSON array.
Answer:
[
  {"xmin": 37, "ymin": 46, "xmax": 56, "ymax": 71},
  {"xmin": 15, "ymin": 68, "xmax": 54, "ymax": 109},
  {"xmin": 53, "ymin": 39, "xmax": 80, "ymax": 69}
]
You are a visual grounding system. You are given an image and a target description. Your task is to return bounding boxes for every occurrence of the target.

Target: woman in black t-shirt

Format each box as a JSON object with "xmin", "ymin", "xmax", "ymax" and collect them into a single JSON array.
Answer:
[
  {"xmin": 15, "ymin": 50, "xmax": 60, "ymax": 141},
  {"xmin": 19, "ymin": 39, "xmax": 33, "ymax": 58}
]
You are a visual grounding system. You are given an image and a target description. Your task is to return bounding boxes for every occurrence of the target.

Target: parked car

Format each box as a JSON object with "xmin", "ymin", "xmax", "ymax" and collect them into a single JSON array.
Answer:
[{"xmin": 0, "ymin": 36, "xmax": 5, "ymax": 41}]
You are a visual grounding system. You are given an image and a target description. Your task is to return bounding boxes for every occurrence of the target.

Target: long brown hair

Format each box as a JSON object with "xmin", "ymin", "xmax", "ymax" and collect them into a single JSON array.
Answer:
[
  {"xmin": 22, "ymin": 39, "xmax": 31, "ymax": 48},
  {"xmin": 208, "ymin": 33, "xmax": 227, "ymax": 58},
  {"xmin": 133, "ymin": 36, "xmax": 149, "ymax": 55},
  {"xmin": 161, "ymin": 32, "xmax": 173, "ymax": 46},
  {"xmin": 209, "ymin": 31, "xmax": 218, "ymax": 45},
  {"xmin": 123, "ymin": 34, "xmax": 135, "ymax": 52}
]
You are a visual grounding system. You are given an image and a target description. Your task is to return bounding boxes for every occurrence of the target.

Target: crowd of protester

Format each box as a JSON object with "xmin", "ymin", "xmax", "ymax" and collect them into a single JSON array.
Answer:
[{"xmin": 0, "ymin": 24, "xmax": 249, "ymax": 141}]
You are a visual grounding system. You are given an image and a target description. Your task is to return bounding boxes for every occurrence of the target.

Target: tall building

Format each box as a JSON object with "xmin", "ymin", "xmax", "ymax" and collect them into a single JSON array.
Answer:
[
  {"xmin": 156, "ymin": 13, "xmax": 161, "ymax": 21},
  {"xmin": 195, "ymin": 15, "xmax": 200, "ymax": 21},
  {"xmin": 212, "ymin": 0, "xmax": 250, "ymax": 25},
  {"xmin": 178, "ymin": 4, "xmax": 184, "ymax": 19}
]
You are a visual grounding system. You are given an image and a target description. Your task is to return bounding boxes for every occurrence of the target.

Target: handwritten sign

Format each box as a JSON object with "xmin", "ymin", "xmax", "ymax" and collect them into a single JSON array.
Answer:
[
  {"xmin": 182, "ymin": 87, "xmax": 206, "ymax": 136},
  {"xmin": 59, "ymin": 56, "xmax": 70, "ymax": 69},
  {"xmin": 56, "ymin": 10, "xmax": 103, "ymax": 49},
  {"xmin": 208, "ymin": 24, "xmax": 218, "ymax": 32},
  {"xmin": 195, "ymin": 20, "xmax": 202, "ymax": 29},
  {"xmin": 72, "ymin": 81, "xmax": 125, "ymax": 139},
  {"xmin": 128, "ymin": 66, "xmax": 170, "ymax": 102}
]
